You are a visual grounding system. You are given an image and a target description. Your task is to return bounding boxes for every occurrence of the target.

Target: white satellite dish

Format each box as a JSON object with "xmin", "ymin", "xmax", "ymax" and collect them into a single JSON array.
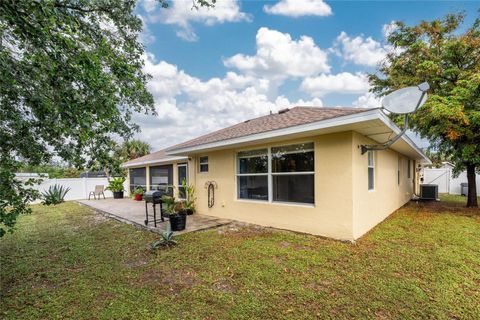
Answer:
[
  {"xmin": 361, "ymin": 82, "xmax": 430, "ymax": 154},
  {"xmin": 382, "ymin": 82, "xmax": 430, "ymax": 114}
]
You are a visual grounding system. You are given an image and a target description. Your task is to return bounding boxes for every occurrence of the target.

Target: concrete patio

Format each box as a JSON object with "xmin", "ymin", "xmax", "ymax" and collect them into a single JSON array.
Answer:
[{"xmin": 77, "ymin": 198, "xmax": 232, "ymax": 235}]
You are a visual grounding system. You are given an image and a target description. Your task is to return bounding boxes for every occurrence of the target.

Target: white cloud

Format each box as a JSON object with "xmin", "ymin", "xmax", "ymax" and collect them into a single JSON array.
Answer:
[
  {"xmin": 135, "ymin": 54, "xmax": 324, "ymax": 150},
  {"xmin": 138, "ymin": 15, "xmax": 155, "ymax": 44},
  {"xmin": 145, "ymin": 0, "xmax": 250, "ymax": 41},
  {"xmin": 382, "ymin": 21, "xmax": 398, "ymax": 38},
  {"xmin": 142, "ymin": 0, "xmax": 159, "ymax": 13},
  {"xmin": 224, "ymin": 27, "xmax": 330, "ymax": 81},
  {"xmin": 333, "ymin": 31, "xmax": 388, "ymax": 66},
  {"xmin": 353, "ymin": 92, "xmax": 382, "ymax": 109},
  {"xmin": 274, "ymin": 96, "xmax": 323, "ymax": 108},
  {"xmin": 264, "ymin": 0, "xmax": 332, "ymax": 17},
  {"xmin": 301, "ymin": 72, "xmax": 370, "ymax": 97}
]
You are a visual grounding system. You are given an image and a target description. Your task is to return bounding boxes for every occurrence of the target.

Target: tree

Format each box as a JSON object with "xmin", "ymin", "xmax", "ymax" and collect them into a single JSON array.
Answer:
[
  {"xmin": 0, "ymin": 0, "xmax": 215, "ymax": 237},
  {"xmin": 115, "ymin": 139, "xmax": 151, "ymax": 162},
  {"xmin": 369, "ymin": 13, "xmax": 480, "ymax": 207}
]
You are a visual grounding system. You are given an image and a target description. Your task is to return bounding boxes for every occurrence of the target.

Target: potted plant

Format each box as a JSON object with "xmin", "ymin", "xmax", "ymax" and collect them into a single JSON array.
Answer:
[
  {"xmin": 161, "ymin": 195, "xmax": 187, "ymax": 231},
  {"xmin": 106, "ymin": 177, "xmax": 126, "ymax": 199},
  {"xmin": 132, "ymin": 187, "xmax": 144, "ymax": 201},
  {"xmin": 182, "ymin": 179, "xmax": 196, "ymax": 215}
]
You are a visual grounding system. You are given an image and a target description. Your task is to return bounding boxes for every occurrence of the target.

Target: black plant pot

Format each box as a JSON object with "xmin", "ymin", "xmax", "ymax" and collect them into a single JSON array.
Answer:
[
  {"xmin": 185, "ymin": 208, "xmax": 194, "ymax": 215},
  {"xmin": 113, "ymin": 191, "xmax": 124, "ymax": 199},
  {"xmin": 169, "ymin": 211, "xmax": 187, "ymax": 231}
]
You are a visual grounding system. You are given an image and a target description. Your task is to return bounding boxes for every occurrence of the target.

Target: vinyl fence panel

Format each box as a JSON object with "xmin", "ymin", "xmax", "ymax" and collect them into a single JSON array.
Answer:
[
  {"xmin": 423, "ymin": 168, "xmax": 480, "ymax": 195},
  {"xmin": 31, "ymin": 177, "xmax": 113, "ymax": 201}
]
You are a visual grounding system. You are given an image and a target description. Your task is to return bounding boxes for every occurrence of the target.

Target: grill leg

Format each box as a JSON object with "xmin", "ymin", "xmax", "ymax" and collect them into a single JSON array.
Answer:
[
  {"xmin": 144, "ymin": 201, "xmax": 148, "ymax": 226},
  {"xmin": 160, "ymin": 202, "xmax": 164, "ymax": 222},
  {"xmin": 153, "ymin": 203, "xmax": 157, "ymax": 228}
]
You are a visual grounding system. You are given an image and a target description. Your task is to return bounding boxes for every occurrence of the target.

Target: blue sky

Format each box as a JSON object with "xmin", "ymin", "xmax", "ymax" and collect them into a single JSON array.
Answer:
[{"xmin": 133, "ymin": 0, "xmax": 479, "ymax": 150}]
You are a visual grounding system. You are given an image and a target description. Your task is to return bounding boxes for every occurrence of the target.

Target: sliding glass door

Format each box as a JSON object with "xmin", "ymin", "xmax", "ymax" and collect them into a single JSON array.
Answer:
[
  {"xmin": 150, "ymin": 165, "xmax": 173, "ymax": 195},
  {"xmin": 129, "ymin": 168, "xmax": 146, "ymax": 192},
  {"xmin": 177, "ymin": 163, "xmax": 188, "ymax": 199}
]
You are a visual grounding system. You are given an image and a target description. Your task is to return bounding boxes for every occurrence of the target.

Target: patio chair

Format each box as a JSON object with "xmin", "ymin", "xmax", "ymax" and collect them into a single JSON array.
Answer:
[{"xmin": 88, "ymin": 185, "xmax": 106, "ymax": 200}]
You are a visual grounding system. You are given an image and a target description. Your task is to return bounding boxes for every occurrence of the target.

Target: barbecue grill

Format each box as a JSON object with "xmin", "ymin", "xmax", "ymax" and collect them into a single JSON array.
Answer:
[{"xmin": 143, "ymin": 190, "xmax": 165, "ymax": 227}]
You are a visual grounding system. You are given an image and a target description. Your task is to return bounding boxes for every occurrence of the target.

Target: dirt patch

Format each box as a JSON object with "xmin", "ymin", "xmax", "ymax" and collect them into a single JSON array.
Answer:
[
  {"xmin": 212, "ymin": 278, "xmax": 236, "ymax": 293},
  {"xmin": 279, "ymin": 241, "xmax": 291, "ymax": 248},
  {"xmin": 135, "ymin": 268, "xmax": 200, "ymax": 294},
  {"xmin": 408, "ymin": 200, "xmax": 480, "ymax": 216},
  {"xmin": 217, "ymin": 223, "xmax": 274, "ymax": 240},
  {"xmin": 97, "ymin": 291, "xmax": 117, "ymax": 302},
  {"xmin": 278, "ymin": 241, "xmax": 310, "ymax": 251},
  {"xmin": 92, "ymin": 214, "xmax": 108, "ymax": 223},
  {"xmin": 374, "ymin": 310, "xmax": 391, "ymax": 320},
  {"xmin": 124, "ymin": 258, "xmax": 149, "ymax": 268}
]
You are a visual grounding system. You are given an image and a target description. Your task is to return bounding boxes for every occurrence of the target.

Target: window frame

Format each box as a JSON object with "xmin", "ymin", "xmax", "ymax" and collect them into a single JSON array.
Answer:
[
  {"xmin": 129, "ymin": 167, "xmax": 146, "ymax": 193},
  {"xmin": 367, "ymin": 151, "xmax": 375, "ymax": 191},
  {"xmin": 177, "ymin": 163, "xmax": 188, "ymax": 200},
  {"xmin": 397, "ymin": 156, "xmax": 401, "ymax": 186},
  {"xmin": 198, "ymin": 156, "xmax": 209, "ymax": 173},
  {"xmin": 149, "ymin": 164, "xmax": 173, "ymax": 195},
  {"xmin": 407, "ymin": 159, "xmax": 411, "ymax": 179},
  {"xmin": 236, "ymin": 148, "xmax": 269, "ymax": 201},
  {"xmin": 235, "ymin": 142, "xmax": 315, "ymax": 206}
]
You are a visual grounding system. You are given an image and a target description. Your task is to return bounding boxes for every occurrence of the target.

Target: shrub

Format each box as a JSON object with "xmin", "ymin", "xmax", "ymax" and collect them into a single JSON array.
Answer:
[
  {"xmin": 42, "ymin": 184, "xmax": 70, "ymax": 205},
  {"xmin": 149, "ymin": 226, "xmax": 177, "ymax": 249}
]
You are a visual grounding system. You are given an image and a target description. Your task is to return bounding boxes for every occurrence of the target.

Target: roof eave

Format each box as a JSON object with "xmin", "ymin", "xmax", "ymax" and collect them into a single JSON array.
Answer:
[
  {"xmin": 166, "ymin": 109, "xmax": 430, "ymax": 164},
  {"xmin": 376, "ymin": 112, "xmax": 432, "ymax": 164}
]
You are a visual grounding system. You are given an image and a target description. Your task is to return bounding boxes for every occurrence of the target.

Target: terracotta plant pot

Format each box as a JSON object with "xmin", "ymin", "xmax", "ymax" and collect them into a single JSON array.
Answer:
[{"xmin": 134, "ymin": 194, "xmax": 143, "ymax": 201}]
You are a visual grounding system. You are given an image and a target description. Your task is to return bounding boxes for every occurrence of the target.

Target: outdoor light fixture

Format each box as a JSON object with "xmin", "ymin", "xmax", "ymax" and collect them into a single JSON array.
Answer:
[{"xmin": 360, "ymin": 82, "xmax": 430, "ymax": 154}]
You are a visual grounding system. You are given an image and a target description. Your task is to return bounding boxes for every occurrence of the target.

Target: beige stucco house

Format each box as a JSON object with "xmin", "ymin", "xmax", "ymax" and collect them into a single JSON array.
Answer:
[{"xmin": 122, "ymin": 107, "xmax": 430, "ymax": 241}]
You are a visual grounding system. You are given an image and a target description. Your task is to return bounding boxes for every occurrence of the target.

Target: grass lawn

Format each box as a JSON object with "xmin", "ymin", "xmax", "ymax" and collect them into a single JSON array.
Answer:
[{"xmin": 1, "ymin": 196, "xmax": 479, "ymax": 319}]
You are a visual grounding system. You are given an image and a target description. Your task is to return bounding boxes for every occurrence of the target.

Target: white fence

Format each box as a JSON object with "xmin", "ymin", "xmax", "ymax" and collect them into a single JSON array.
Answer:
[
  {"xmin": 33, "ymin": 178, "xmax": 112, "ymax": 200},
  {"xmin": 423, "ymin": 168, "xmax": 480, "ymax": 194}
]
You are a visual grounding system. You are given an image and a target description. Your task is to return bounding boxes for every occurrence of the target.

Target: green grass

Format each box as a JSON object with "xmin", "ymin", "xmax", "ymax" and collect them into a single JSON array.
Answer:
[{"xmin": 1, "ymin": 195, "xmax": 479, "ymax": 319}]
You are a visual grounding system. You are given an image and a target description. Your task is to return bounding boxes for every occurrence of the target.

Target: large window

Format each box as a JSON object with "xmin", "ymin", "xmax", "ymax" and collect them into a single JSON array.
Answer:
[
  {"xmin": 236, "ymin": 143, "xmax": 315, "ymax": 204},
  {"xmin": 272, "ymin": 143, "xmax": 314, "ymax": 204},
  {"xmin": 368, "ymin": 151, "xmax": 375, "ymax": 190},
  {"xmin": 129, "ymin": 168, "xmax": 146, "ymax": 192},
  {"xmin": 150, "ymin": 165, "xmax": 173, "ymax": 195},
  {"xmin": 237, "ymin": 149, "xmax": 268, "ymax": 201}
]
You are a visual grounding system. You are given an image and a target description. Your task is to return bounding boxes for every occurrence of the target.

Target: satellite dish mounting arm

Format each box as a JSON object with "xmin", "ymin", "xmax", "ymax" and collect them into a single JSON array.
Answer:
[
  {"xmin": 360, "ymin": 82, "xmax": 429, "ymax": 155},
  {"xmin": 360, "ymin": 114, "xmax": 411, "ymax": 154}
]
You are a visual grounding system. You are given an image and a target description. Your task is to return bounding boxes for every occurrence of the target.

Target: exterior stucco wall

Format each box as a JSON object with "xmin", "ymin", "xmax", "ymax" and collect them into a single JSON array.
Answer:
[
  {"xmin": 125, "ymin": 131, "xmax": 417, "ymax": 241},
  {"xmin": 190, "ymin": 133, "xmax": 355, "ymax": 241},
  {"xmin": 351, "ymin": 132, "xmax": 414, "ymax": 239}
]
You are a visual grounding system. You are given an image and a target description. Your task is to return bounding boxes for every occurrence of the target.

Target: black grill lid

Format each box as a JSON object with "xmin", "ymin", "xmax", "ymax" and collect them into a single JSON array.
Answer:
[{"xmin": 143, "ymin": 190, "xmax": 163, "ymax": 202}]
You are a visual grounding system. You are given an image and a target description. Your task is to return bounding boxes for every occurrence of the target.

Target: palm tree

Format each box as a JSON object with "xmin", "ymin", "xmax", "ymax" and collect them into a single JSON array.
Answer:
[{"xmin": 116, "ymin": 140, "xmax": 151, "ymax": 161}]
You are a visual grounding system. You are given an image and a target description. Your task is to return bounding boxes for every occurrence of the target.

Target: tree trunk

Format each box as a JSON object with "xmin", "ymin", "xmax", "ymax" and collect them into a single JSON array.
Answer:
[{"xmin": 466, "ymin": 164, "xmax": 478, "ymax": 208}]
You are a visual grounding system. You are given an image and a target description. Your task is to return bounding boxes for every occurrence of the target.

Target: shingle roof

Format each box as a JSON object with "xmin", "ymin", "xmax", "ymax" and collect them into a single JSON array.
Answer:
[
  {"xmin": 166, "ymin": 106, "xmax": 371, "ymax": 152},
  {"xmin": 122, "ymin": 149, "xmax": 187, "ymax": 167}
]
